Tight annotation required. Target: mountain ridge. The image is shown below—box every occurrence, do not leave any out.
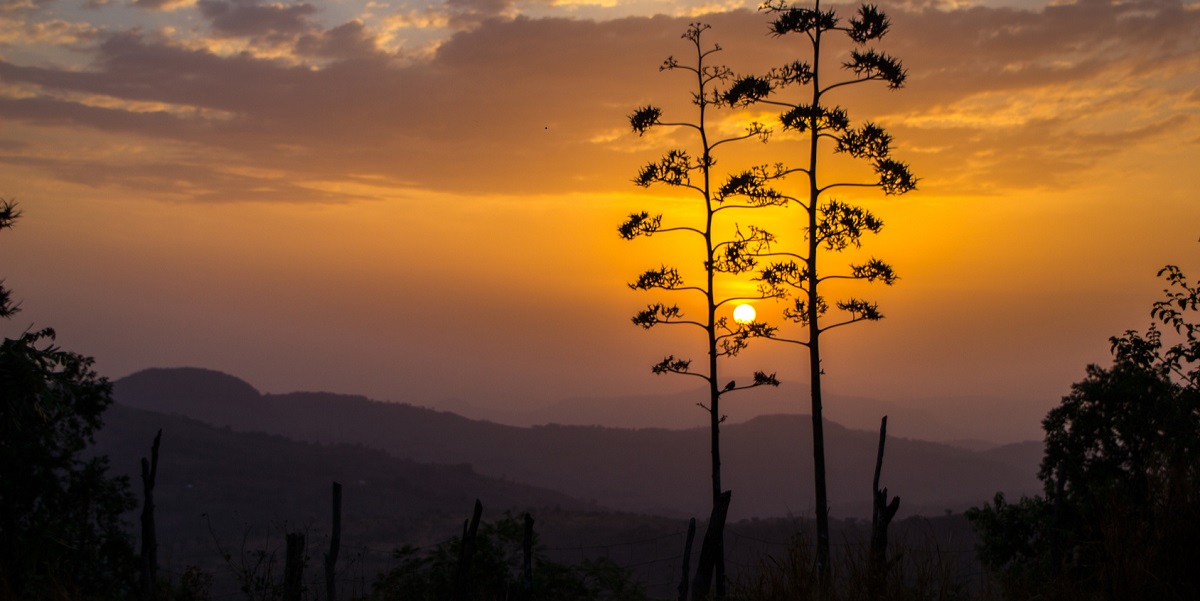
[113,367,1043,519]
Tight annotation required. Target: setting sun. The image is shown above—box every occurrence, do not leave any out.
[733,303,756,324]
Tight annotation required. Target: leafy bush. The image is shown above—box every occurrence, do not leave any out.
[970,265,1200,601]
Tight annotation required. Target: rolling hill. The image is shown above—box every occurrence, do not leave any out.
[113,367,1043,520]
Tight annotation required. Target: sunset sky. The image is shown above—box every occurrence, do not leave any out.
[2,0,1197,443]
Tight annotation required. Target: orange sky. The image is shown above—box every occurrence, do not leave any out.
[1,0,1197,443]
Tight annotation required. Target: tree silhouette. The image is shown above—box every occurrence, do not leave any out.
[970,265,1200,601]
[622,23,782,598]
[0,200,137,599]
[722,1,916,588]
[0,199,19,319]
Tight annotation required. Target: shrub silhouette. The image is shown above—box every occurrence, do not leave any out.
[970,265,1200,601]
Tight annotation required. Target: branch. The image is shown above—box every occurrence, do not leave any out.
[722,75,773,107]
[715,292,780,308]
[718,371,782,396]
[850,258,898,285]
[710,122,771,149]
[819,257,897,286]
[836,122,892,160]
[711,225,776,274]
[716,165,789,207]
[780,104,849,134]
[783,295,827,326]
[756,250,809,263]
[631,303,705,330]
[617,211,662,240]
[846,4,891,43]
[758,260,809,294]
[764,333,810,347]
[633,149,708,193]
[629,266,702,294]
[651,355,711,382]
[817,181,887,195]
[844,49,907,89]
[764,2,839,37]
[876,158,918,195]
[629,106,662,135]
[818,298,884,333]
[815,200,884,251]
[715,319,778,357]
[820,76,882,96]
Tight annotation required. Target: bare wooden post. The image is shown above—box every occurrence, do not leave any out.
[522,512,535,600]
[677,517,696,601]
[283,532,306,601]
[691,490,731,601]
[869,416,900,601]
[139,429,162,601]
[324,481,342,601]
[453,499,483,601]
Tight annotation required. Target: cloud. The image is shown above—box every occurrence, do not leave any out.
[295,20,380,60]
[0,0,54,16]
[0,16,100,47]
[197,0,318,37]
[445,0,518,27]
[130,0,195,11]
[0,0,1196,203]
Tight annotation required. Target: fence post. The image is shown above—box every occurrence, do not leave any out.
[283,532,306,601]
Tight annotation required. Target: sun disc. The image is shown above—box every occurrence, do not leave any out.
[733,303,756,324]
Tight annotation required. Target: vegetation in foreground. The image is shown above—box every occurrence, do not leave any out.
[968,265,1200,601]
[1,199,137,600]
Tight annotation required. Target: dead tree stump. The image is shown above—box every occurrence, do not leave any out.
[139,429,162,601]
[869,416,900,600]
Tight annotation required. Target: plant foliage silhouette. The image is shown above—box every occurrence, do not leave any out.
[720,1,916,587]
[622,23,783,598]
[0,199,19,319]
[371,513,647,601]
[969,265,1200,601]
[0,199,137,599]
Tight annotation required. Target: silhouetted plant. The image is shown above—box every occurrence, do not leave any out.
[734,525,974,601]
[371,513,647,601]
[622,23,784,597]
[207,519,309,601]
[173,566,215,601]
[0,198,20,318]
[0,200,138,600]
[970,265,1200,601]
[722,1,916,587]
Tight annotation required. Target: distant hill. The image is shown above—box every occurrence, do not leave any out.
[439,385,949,438]
[439,382,1051,446]
[114,367,1043,519]
[92,400,987,598]
[94,403,593,545]
[92,403,705,597]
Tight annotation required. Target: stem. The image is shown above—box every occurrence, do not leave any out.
[696,38,729,599]
[807,1,832,593]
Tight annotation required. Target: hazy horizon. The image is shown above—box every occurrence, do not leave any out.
[2,0,1198,445]
[115,364,1055,445]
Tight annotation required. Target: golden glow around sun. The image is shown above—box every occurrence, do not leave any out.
[733,303,756,324]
